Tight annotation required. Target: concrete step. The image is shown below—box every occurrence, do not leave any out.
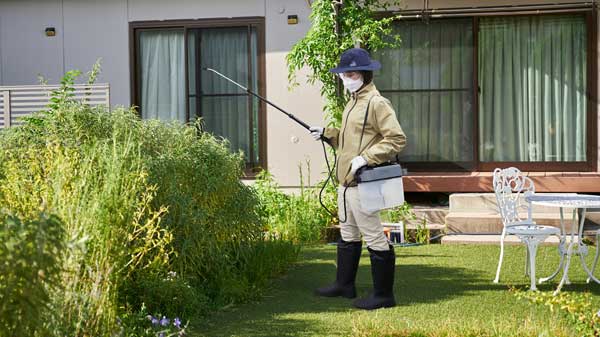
[441,234,565,245]
[445,211,578,234]
[585,211,600,226]
[412,206,449,225]
[449,193,577,214]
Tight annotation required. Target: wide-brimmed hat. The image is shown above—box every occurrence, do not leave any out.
[329,48,381,73]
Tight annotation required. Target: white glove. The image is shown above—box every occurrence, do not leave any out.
[309,126,324,141]
[350,156,368,176]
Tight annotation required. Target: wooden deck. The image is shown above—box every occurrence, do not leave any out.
[404,172,600,193]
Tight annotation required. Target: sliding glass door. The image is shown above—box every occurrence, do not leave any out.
[478,14,587,163]
[375,13,592,171]
[374,18,475,169]
[188,27,260,165]
[134,19,264,168]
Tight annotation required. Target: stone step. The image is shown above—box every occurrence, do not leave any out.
[441,234,565,245]
[412,206,449,225]
[382,222,445,231]
[445,211,578,234]
[585,211,600,226]
[449,193,577,214]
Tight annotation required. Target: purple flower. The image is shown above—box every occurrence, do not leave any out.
[173,317,181,328]
[151,316,159,325]
[160,316,169,326]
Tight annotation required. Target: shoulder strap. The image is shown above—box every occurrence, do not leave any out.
[357,95,377,155]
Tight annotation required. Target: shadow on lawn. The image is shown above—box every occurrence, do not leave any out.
[195,245,502,337]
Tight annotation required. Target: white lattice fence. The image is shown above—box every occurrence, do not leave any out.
[0,84,110,128]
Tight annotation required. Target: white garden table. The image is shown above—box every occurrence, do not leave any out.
[526,194,600,295]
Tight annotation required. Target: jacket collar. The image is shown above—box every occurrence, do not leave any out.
[351,82,377,100]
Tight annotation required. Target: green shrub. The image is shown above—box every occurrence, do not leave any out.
[0,100,298,334]
[254,165,335,243]
[0,213,65,337]
[124,271,208,319]
[0,106,173,336]
[0,64,300,335]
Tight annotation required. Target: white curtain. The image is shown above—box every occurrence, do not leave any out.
[139,30,186,122]
[479,14,587,162]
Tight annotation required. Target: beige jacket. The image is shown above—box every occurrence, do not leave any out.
[324,82,406,186]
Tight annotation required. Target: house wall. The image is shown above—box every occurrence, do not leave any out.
[0,0,597,189]
[0,0,64,87]
[0,0,327,188]
[0,0,129,106]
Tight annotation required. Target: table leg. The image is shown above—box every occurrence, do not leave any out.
[554,240,574,295]
[576,208,600,284]
[587,233,600,284]
[565,209,578,286]
[553,208,576,295]
[540,208,567,284]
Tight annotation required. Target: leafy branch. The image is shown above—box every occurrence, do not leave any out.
[287,0,402,127]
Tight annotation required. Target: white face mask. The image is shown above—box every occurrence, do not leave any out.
[339,73,363,93]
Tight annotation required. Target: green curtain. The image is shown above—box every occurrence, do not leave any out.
[479,14,587,162]
[188,27,259,164]
[374,18,474,163]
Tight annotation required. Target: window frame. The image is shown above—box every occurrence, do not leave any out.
[378,10,597,172]
[129,17,267,174]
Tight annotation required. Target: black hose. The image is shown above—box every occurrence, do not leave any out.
[318,138,349,223]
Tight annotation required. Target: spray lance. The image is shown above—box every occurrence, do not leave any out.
[203,68,312,132]
[202,67,339,218]
[203,68,405,223]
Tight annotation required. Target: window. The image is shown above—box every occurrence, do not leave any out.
[375,12,595,171]
[137,29,186,122]
[479,15,587,163]
[374,19,474,169]
[132,18,265,170]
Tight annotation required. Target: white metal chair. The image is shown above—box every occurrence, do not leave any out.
[492,167,561,290]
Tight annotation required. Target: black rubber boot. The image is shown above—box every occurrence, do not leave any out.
[315,240,362,299]
[353,245,396,310]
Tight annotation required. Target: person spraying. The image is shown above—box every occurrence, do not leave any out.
[310,48,406,310]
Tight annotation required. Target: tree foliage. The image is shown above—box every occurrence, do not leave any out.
[287,0,402,126]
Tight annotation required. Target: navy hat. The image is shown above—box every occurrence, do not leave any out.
[329,48,381,73]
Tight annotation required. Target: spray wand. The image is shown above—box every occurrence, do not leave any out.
[203,67,338,220]
[202,67,311,131]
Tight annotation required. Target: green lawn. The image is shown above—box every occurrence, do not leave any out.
[195,243,600,336]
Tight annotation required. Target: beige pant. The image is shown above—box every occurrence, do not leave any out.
[338,186,390,251]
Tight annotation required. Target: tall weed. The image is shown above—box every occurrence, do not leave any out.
[0,213,65,337]
[0,100,297,334]
[254,163,335,243]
